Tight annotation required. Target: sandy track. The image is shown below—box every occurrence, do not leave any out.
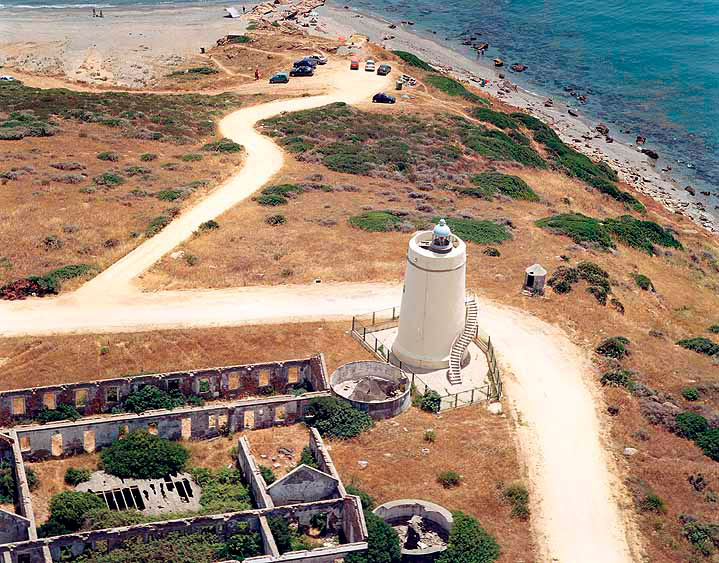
[0,61,637,562]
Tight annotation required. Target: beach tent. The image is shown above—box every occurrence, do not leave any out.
[224,7,241,18]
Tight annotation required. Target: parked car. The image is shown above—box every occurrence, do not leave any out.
[0,76,14,82]
[290,66,314,77]
[293,58,317,69]
[372,92,396,104]
[269,72,289,84]
[309,53,328,65]
[365,59,376,72]
[350,60,360,70]
[377,64,392,76]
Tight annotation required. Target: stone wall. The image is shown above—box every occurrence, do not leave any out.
[0,356,326,426]
[0,510,30,547]
[237,436,274,509]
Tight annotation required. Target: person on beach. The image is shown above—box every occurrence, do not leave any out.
[254,66,259,80]
[92,8,96,17]
[242,5,245,13]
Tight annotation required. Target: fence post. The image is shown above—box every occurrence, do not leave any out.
[352,316,355,332]
[372,311,376,325]
[374,338,377,353]
[363,327,366,340]
[454,394,458,408]
[471,389,475,404]
[392,307,396,320]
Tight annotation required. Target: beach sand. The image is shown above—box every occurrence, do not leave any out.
[0,0,717,233]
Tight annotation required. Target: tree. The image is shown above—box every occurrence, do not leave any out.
[217,523,263,560]
[100,430,189,479]
[436,511,500,563]
[305,397,372,439]
[46,491,105,533]
[346,511,401,563]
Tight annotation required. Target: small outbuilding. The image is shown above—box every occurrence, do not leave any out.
[523,263,547,295]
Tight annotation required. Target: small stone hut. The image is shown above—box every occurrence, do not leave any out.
[523,263,547,295]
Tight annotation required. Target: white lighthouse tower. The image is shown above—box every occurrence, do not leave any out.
[391,219,468,370]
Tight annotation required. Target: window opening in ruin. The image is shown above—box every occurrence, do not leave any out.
[167,379,181,391]
[11,397,25,415]
[199,378,210,393]
[75,388,88,407]
[258,370,270,387]
[228,373,240,390]
[288,367,299,384]
[43,392,56,410]
[208,414,217,430]
[19,436,31,452]
[18,554,31,563]
[148,423,158,435]
[105,386,119,403]
[275,406,286,421]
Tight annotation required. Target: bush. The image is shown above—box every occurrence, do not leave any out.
[259,465,276,485]
[708,324,719,334]
[346,510,401,563]
[391,50,436,71]
[146,215,170,237]
[425,75,483,103]
[675,412,709,440]
[202,138,243,153]
[217,523,263,560]
[181,153,202,162]
[101,430,189,479]
[682,520,718,556]
[81,507,151,531]
[503,483,530,520]
[472,108,518,129]
[436,511,500,563]
[305,397,373,439]
[677,337,719,356]
[349,211,402,232]
[483,247,501,257]
[36,403,81,423]
[639,493,666,513]
[199,219,219,231]
[97,151,119,162]
[420,390,441,413]
[632,273,654,291]
[122,385,188,413]
[0,461,18,503]
[46,491,105,533]
[536,213,614,249]
[424,429,436,442]
[190,467,251,513]
[93,172,124,186]
[266,214,286,226]
[600,369,636,391]
[437,470,461,488]
[463,172,538,201]
[65,468,92,486]
[604,216,682,255]
[156,190,184,201]
[461,126,545,167]
[299,445,319,469]
[345,484,375,511]
[595,336,630,359]
[267,516,308,554]
[696,429,719,462]
[439,217,511,245]
[140,153,157,161]
[682,387,700,401]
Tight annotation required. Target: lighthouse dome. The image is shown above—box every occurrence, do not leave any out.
[433,219,451,238]
[429,219,452,253]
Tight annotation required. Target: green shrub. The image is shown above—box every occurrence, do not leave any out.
[140,153,157,162]
[257,194,287,206]
[536,213,614,249]
[438,217,511,245]
[349,211,402,232]
[0,460,31,503]
[146,215,170,237]
[639,493,666,514]
[64,468,92,486]
[682,520,718,556]
[600,369,636,391]
[425,75,483,103]
[266,214,286,226]
[202,138,243,153]
[437,470,461,488]
[696,429,719,462]
[97,151,119,162]
[267,516,309,554]
[708,324,719,334]
[181,153,202,162]
[604,216,682,255]
[81,507,152,531]
[420,390,441,413]
[122,385,188,414]
[472,108,518,129]
[190,467,251,513]
[424,429,436,443]
[483,247,501,257]
[465,172,538,201]
[259,465,276,485]
[391,50,436,71]
[156,190,184,201]
[101,430,189,479]
[257,184,304,206]
[36,403,82,423]
[461,126,546,167]
[677,337,719,356]
[682,387,700,401]
[675,412,709,440]
[437,511,500,563]
[305,397,373,439]
[347,510,402,563]
[503,483,530,520]
[227,35,251,44]
[46,491,105,533]
[217,523,263,560]
[299,445,319,469]
[596,336,630,359]
[632,273,654,291]
[93,172,124,186]
[345,484,375,511]
[199,219,219,231]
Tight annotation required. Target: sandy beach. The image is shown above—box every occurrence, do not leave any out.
[0,0,717,233]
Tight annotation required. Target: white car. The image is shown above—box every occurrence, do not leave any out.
[310,53,328,65]
[0,76,14,81]
[365,59,376,72]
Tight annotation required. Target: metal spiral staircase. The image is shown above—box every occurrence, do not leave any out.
[447,294,478,385]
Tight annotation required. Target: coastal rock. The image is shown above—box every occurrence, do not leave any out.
[568,108,579,117]
[623,447,638,457]
[636,135,647,145]
[641,148,659,160]
[596,123,609,135]
[685,186,696,196]
[510,63,528,72]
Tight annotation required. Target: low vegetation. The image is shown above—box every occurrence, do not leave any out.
[419,390,441,413]
[503,483,530,520]
[1,264,94,300]
[39,491,105,536]
[349,211,403,232]
[190,467,251,513]
[100,429,189,479]
[595,336,631,359]
[437,470,462,489]
[436,511,500,563]
[202,138,243,153]
[676,337,719,356]
[440,217,511,245]
[600,369,637,391]
[121,384,203,414]
[632,273,655,291]
[0,460,38,503]
[305,397,373,439]
[259,465,276,485]
[391,50,436,72]
[64,467,92,486]
[547,261,616,306]
[299,445,319,469]
[461,172,539,201]
[536,213,682,255]
[268,515,312,554]
[425,75,489,105]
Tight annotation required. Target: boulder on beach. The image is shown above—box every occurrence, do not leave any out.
[510,63,528,72]
[636,135,646,145]
[568,108,579,117]
[685,186,696,196]
[596,124,609,135]
[641,148,659,160]
[493,58,503,67]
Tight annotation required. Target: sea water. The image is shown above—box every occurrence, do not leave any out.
[341,0,719,197]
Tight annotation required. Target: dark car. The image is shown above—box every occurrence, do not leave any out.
[269,72,290,84]
[290,66,314,77]
[372,92,396,104]
[377,64,392,76]
[293,58,317,69]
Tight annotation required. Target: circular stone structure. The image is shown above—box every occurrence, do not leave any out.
[330,361,411,420]
[373,499,453,561]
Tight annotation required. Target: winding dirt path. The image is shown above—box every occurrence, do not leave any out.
[0,61,638,562]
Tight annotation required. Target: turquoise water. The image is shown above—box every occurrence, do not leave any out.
[341,0,719,195]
